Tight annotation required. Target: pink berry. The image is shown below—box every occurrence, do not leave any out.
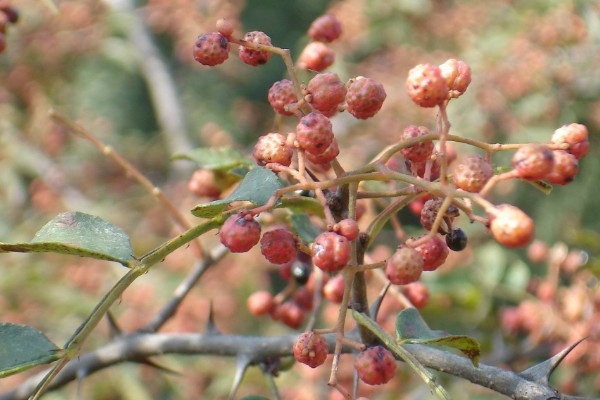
[399,125,434,163]
[453,155,494,193]
[238,31,272,66]
[550,123,589,159]
[546,150,578,185]
[512,143,554,180]
[354,346,397,385]
[402,282,430,309]
[306,72,347,114]
[308,14,342,43]
[305,137,340,165]
[188,169,221,198]
[247,291,275,316]
[253,132,293,167]
[296,112,334,155]
[439,58,471,98]
[193,32,230,66]
[311,232,350,273]
[489,204,534,248]
[216,18,234,38]
[323,273,345,303]
[407,234,449,271]
[345,76,387,119]
[219,213,261,253]
[260,229,297,264]
[268,79,298,116]
[406,63,449,108]
[293,331,329,368]
[298,41,335,72]
[335,219,360,241]
[272,300,305,329]
[386,246,424,285]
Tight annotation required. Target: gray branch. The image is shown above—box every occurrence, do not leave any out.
[0,331,595,400]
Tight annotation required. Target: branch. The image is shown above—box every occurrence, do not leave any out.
[0,331,594,400]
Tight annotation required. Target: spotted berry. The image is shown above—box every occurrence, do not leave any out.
[268,79,298,116]
[311,232,350,273]
[439,58,471,98]
[354,346,397,385]
[386,246,424,285]
[345,76,387,119]
[253,132,293,166]
[512,143,554,180]
[453,155,493,193]
[298,41,335,72]
[489,204,534,248]
[550,123,589,160]
[193,32,230,66]
[219,213,261,253]
[406,63,449,108]
[407,234,449,271]
[238,31,272,66]
[305,137,340,165]
[306,72,346,115]
[308,14,342,43]
[260,229,297,264]
[546,150,578,185]
[420,197,459,233]
[293,331,329,368]
[296,112,334,155]
[400,125,435,163]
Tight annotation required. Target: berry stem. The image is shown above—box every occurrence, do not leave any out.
[437,102,451,186]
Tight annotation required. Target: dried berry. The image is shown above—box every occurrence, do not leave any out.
[193,32,230,66]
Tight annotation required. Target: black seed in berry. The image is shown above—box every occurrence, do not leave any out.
[446,228,468,251]
[291,261,311,285]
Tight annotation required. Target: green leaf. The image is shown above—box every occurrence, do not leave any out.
[290,212,322,242]
[191,167,285,218]
[396,308,481,367]
[173,146,252,171]
[526,179,553,195]
[0,211,135,267]
[0,323,63,378]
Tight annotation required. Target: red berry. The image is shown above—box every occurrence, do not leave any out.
[354,346,397,385]
[335,219,360,241]
[293,286,314,311]
[489,204,534,248]
[298,41,335,72]
[407,234,449,271]
[419,197,459,233]
[238,31,272,66]
[216,18,234,38]
[550,123,589,160]
[323,273,345,303]
[512,143,554,180]
[345,76,387,119]
[268,79,298,116]
[219,213,261,253]
[399,125,434,163]
[402,282,430,309]
[546,150,578,185]
[253,132,293,166]
[453,155,493,193]
[0,2,18,24]
[305,137,340,165]
[306,72,347,114]
[293,331,329,368]
[272,300,305,329]
[247,291,275,316]
[296,112,334,155]
[406,63,449,108]
[308,14,342,43]
[410,159,441,181]
[311,232,350,273]
[187,169,221,198]
[193,32,230,66]
[439,59,471,98]
[386,246,424,285]
[260,228,297,264]
[408,193,434,216]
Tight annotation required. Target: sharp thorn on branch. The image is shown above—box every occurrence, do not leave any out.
[205,301,221,335]
[105,311,123,338]
[519,337,587,385]
[369,281,391,320]
[228,354,252,400]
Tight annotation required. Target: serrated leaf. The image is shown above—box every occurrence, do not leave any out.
[191,167,285,218]
[0,323,63,378]
[290,212,322,242]
[173,147,252,171]
[0,211,135,267]
[396,308,481,367]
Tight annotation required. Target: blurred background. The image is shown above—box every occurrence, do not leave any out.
[0,0,598,399]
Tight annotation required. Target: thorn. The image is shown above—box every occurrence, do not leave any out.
[205,301,221,335]
[105,311,122,338]
[519,337,587,384]
[228,354,252,400]
[369,281,391,320]
[135,357,181,375]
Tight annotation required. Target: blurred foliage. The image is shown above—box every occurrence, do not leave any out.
[0,0,599,399]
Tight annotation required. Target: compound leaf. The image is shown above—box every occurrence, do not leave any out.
[0,323,63,378]
[0,211,135,267]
